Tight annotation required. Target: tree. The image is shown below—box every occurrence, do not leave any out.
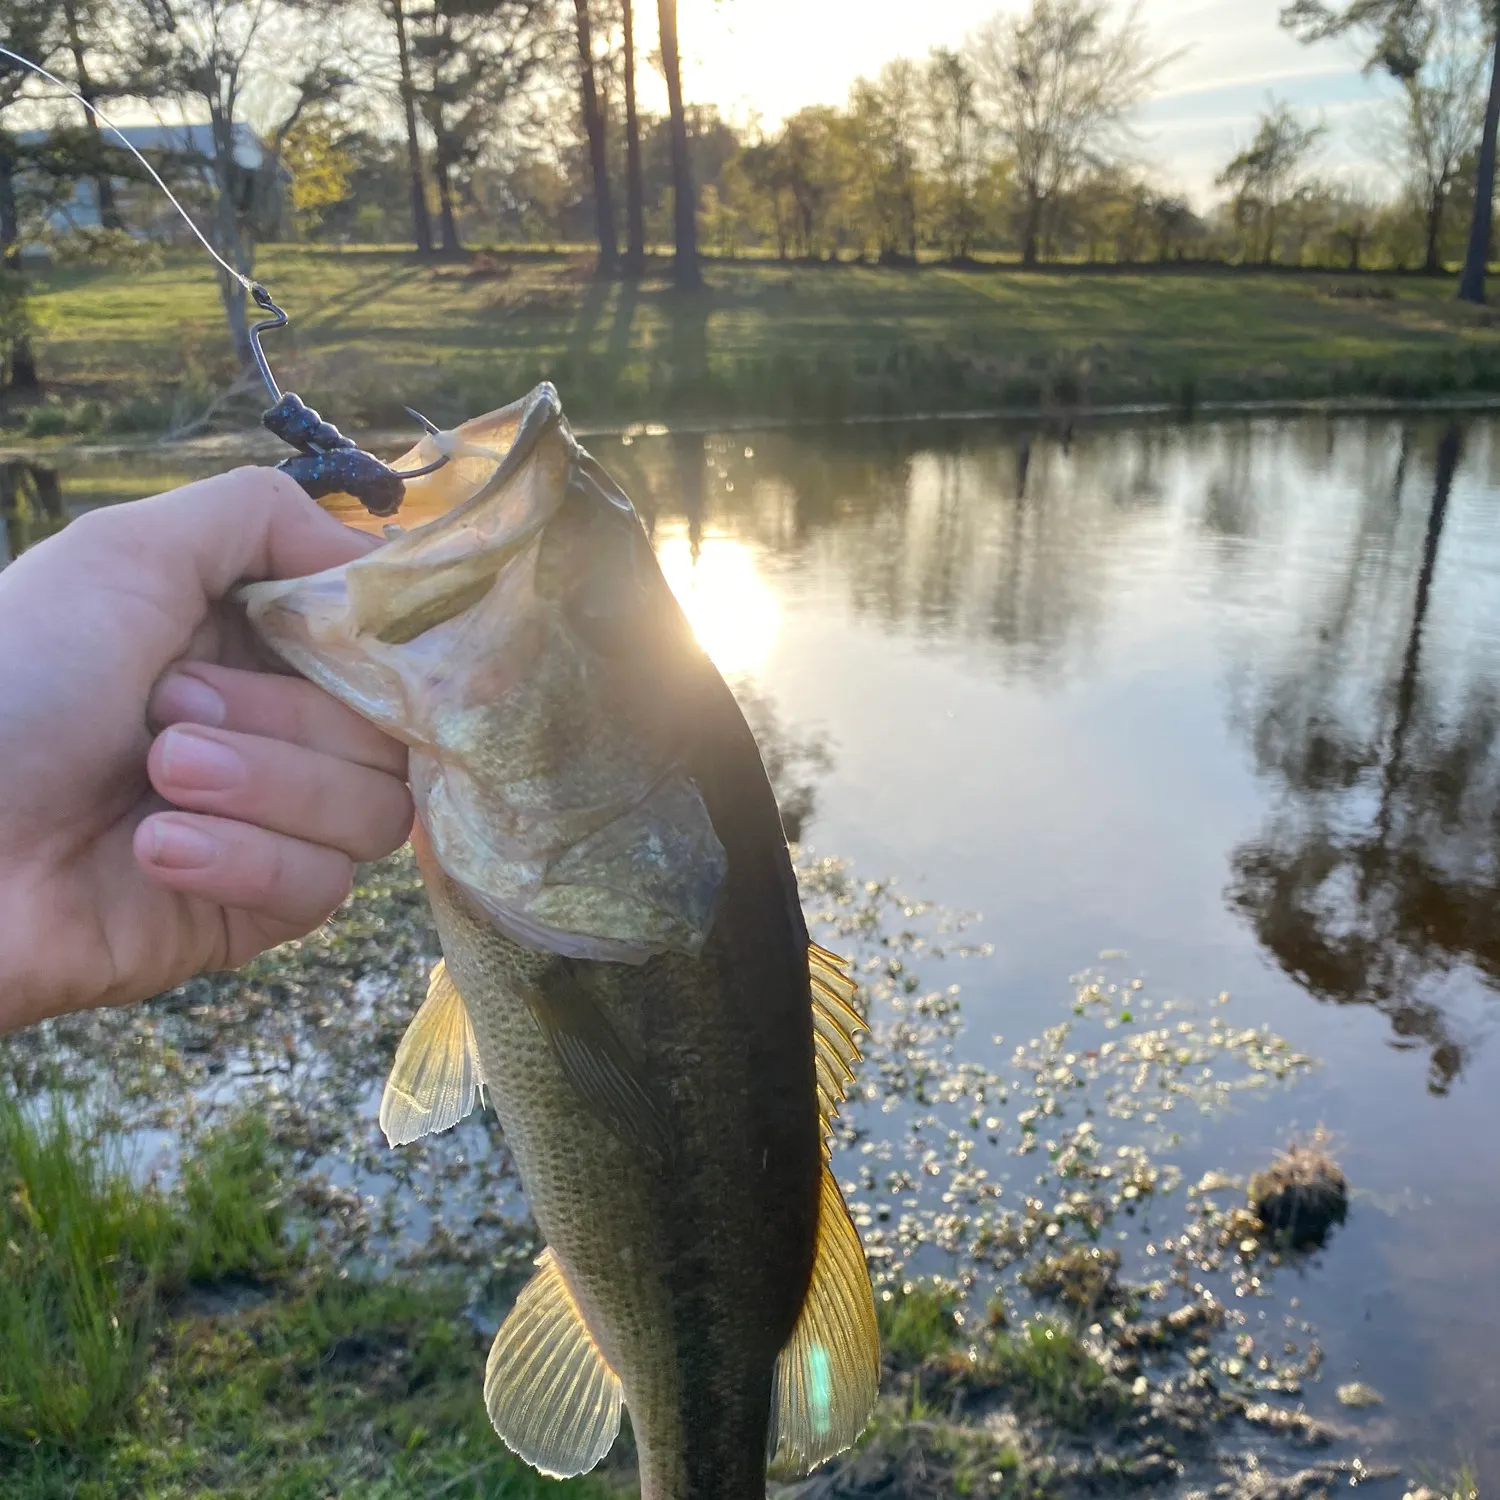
[0,1,64,392]
[656,0,700,288]
[846,62,922,260]
[572,0,617,270]
[1216,99,1324,263]
[383,0,434,254]
[967,0,1167,266]
[1282,0,1500,301]
[57,0,125,231]
[925,47,981,258]
[131,0,353,365]
[1393,0,1488,271]
[621,0,645,271]
[408,0,557,256]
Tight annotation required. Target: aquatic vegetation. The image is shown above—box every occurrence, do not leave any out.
[1250,1135,1349,1249]
[978,1318,1126,1432]
[0,846,1408,1496]
[876,1280,963,1365]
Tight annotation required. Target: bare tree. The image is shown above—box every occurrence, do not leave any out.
[925,47,981,259]
[967,0,1167,266]
[656,0,700,288]
[1392,0,1487,271]
[382,0,434,254]
[621,0,644,271]
[1282,0,1500,301]
[572,0,616,271]
[407,0,557,256]
[1216,99,1325,263]
[131,0,354,364]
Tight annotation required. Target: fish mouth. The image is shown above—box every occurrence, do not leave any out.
[240,382,729,964]
[239,383,572,729]
[309,382,566,538]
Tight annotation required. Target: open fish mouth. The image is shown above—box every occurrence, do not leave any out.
[240,382,728,964]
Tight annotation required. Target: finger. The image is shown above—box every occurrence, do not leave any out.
[62,465,382,612]
[150,663,408,777]
[133,812,354,934]
[148,725,413,864]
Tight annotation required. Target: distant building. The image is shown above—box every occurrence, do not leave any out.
[18,121,277,242]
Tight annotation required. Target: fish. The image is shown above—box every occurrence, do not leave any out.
[239,383,880,1500]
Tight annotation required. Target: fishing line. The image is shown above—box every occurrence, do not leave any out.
[0,43,254,293]
[0,43,452,511]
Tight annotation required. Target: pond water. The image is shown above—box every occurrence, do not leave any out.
[7,411,1500,1487]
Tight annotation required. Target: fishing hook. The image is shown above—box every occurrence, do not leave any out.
[248,284,450,518]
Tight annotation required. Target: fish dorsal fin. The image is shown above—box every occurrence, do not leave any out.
[768,1165,881,1476]
[485,1248,623,1478]
[379,960,484,1147]
[808,944,865,1156]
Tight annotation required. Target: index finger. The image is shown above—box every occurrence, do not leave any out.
[77,466,381,606]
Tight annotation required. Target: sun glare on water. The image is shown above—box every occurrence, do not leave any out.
[654,529,779,677]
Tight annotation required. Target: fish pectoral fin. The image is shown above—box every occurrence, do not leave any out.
[379,959,484,1147]
[526,965,670,1157]
[768,1166,881,1477]
[485,1247,623,1478]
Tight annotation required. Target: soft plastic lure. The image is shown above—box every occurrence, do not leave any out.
[0,44,445,517]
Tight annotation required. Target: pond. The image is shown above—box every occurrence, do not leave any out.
[5,410,1498,1489]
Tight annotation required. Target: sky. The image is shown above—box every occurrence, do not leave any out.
[642,0,1403,206]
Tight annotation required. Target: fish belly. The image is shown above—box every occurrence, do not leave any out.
[426,866,818,1500]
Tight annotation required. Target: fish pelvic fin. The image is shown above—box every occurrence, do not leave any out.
[485,1247,623,1478]
[527,960,671,1158]
[768,1164,881,1476]
[379,959,484,1147]
[809,944,866,1160]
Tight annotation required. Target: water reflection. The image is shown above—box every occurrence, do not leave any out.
[17,417,1500,1091]
[1226,424,1500,1092]
[0,459,66,564]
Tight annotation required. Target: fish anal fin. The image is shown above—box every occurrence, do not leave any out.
[379,959,484,1147]
[527,963,670,1157]
[769,1166,881,1475]
[485,1248,623,1478]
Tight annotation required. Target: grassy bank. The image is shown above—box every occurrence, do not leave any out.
[0,1088,601,1500]
[13,246,1500,440]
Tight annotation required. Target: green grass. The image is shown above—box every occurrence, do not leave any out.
[0,1091,292,1450]
[0,1088,607,1498]
[981,1319,1125,1432]
[15,245,1500,438]
[877,1281,964,1365]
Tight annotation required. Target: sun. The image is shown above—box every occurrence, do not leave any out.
[654,528,779,677]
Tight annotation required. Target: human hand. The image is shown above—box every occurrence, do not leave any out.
[0,468,414,1032]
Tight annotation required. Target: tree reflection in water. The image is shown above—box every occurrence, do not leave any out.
[1225,423,1500,1094]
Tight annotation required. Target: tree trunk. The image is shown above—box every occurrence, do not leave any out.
[390,0,433,256]
[656,0,701,289]
[1021,194,1041,266]
[209,109,254,368]
[1424,191,1444,274]
[622,0,645,274]
[435,157,462,255]
[1459,19,1500,302]
[61,0,123,232]
[573,0,617,272]
[0,142,37,393]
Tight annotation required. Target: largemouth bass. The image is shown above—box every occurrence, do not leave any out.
[240,385,879,1500]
